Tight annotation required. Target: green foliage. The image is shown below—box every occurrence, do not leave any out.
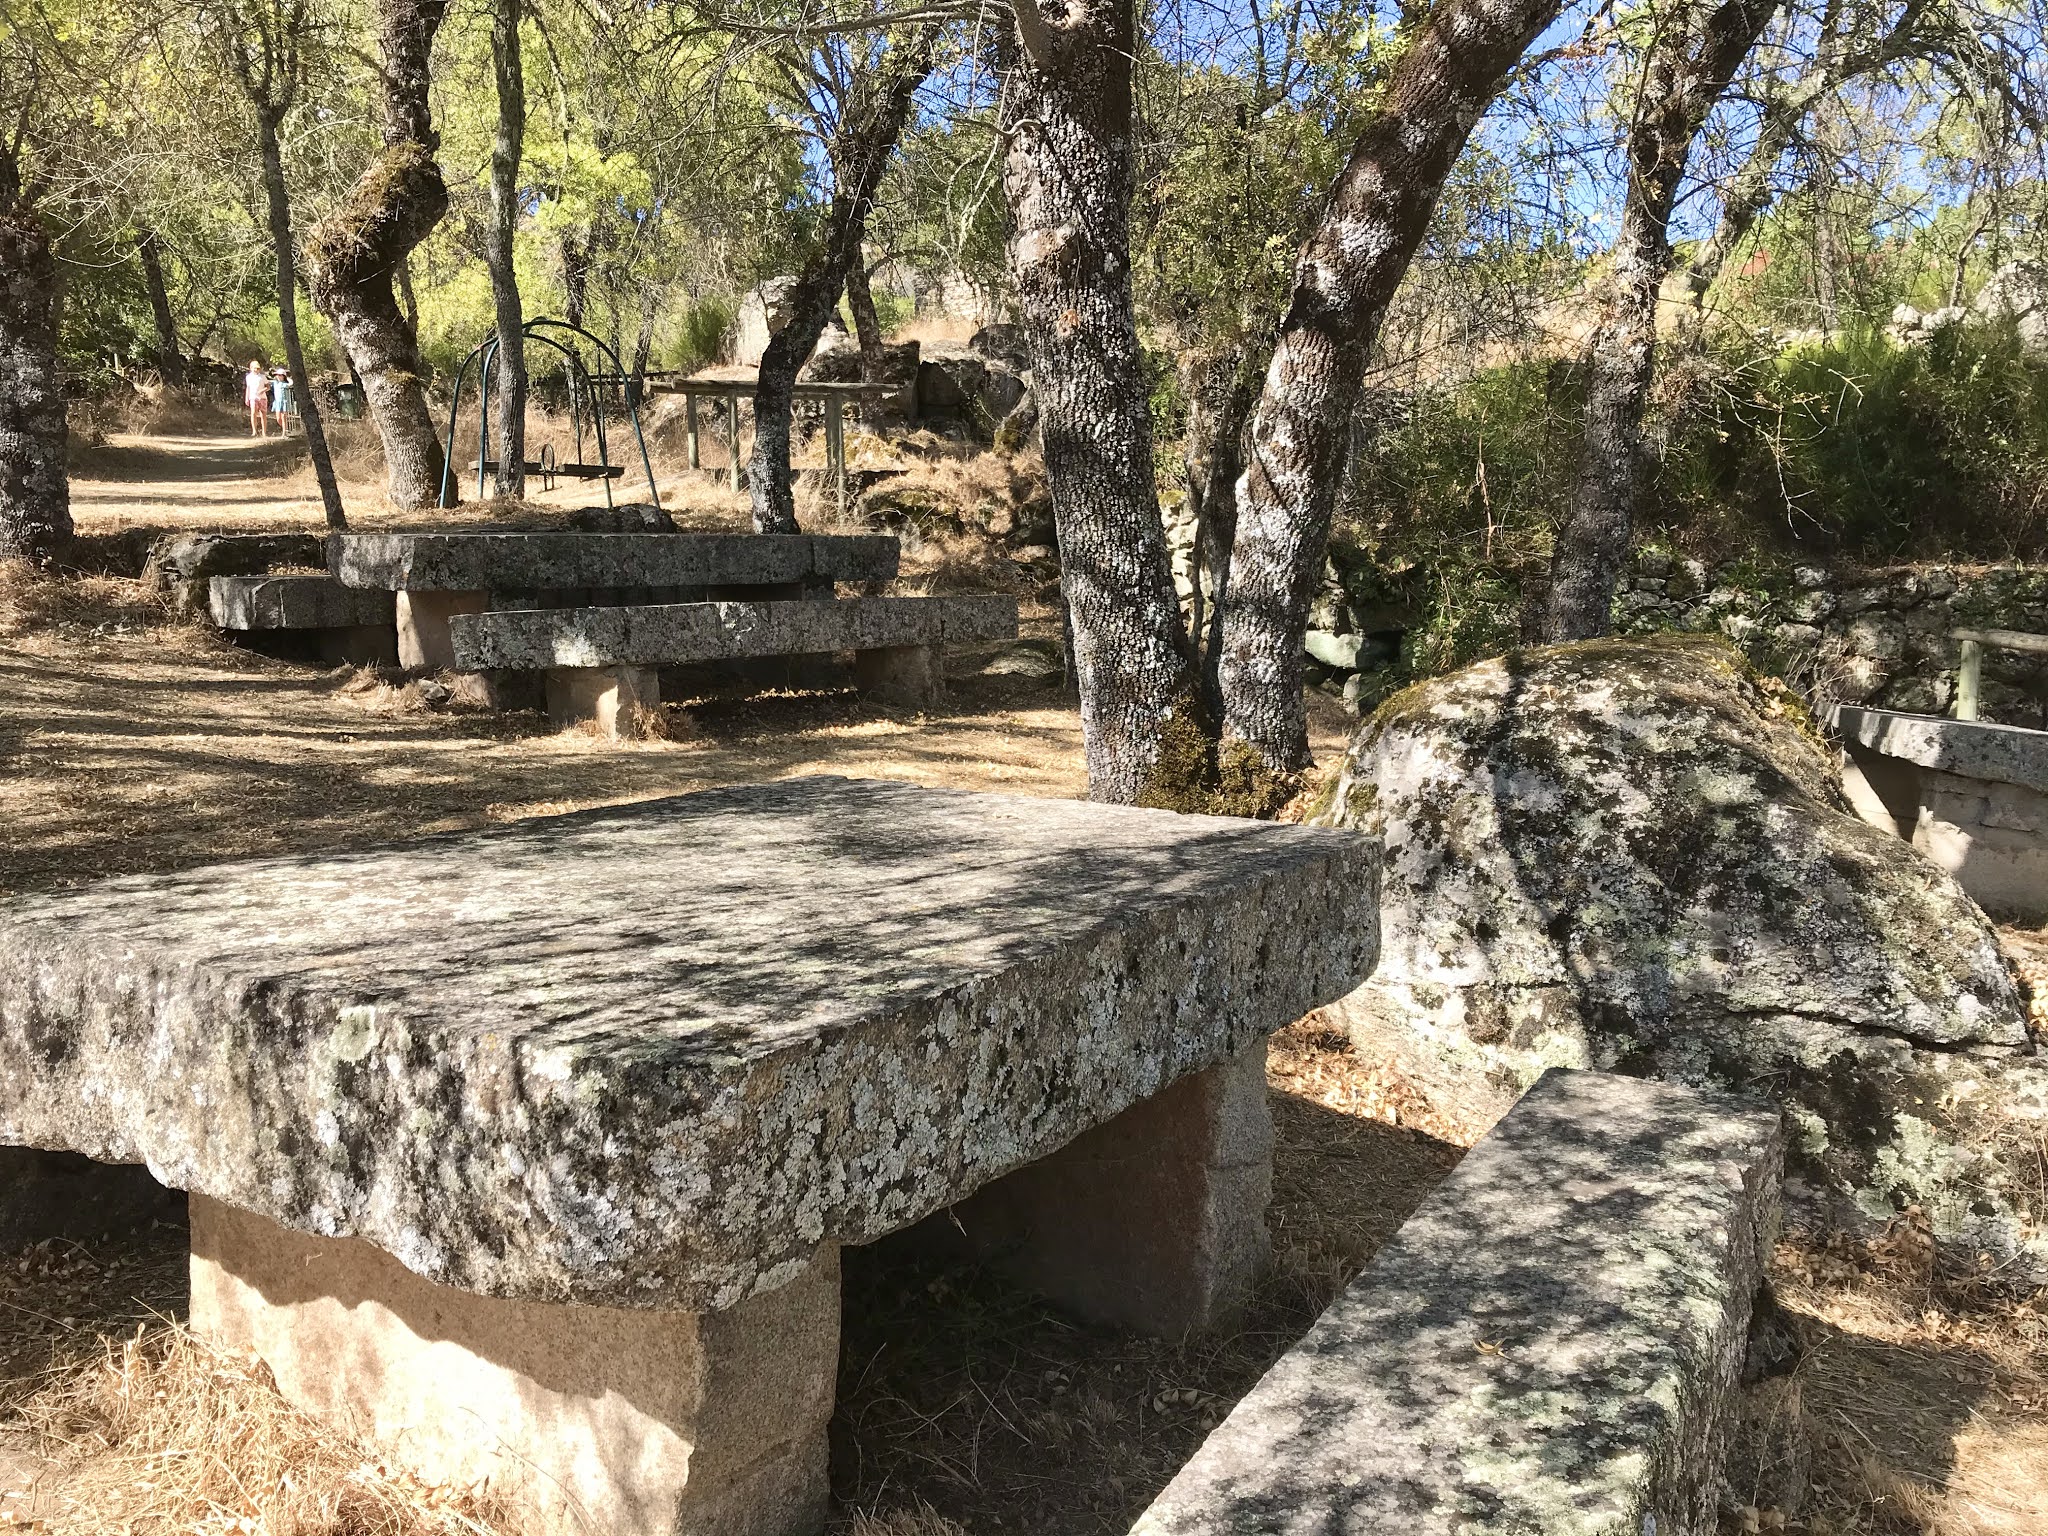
[657,296,737,373]
[1133,15,1388,351]
[1660,319,2048,558]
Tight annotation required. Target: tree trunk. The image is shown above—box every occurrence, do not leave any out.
[846,256,884,365]
[560,232,589,329]
[1003,0,1198,805]
[1182,342,1262,715]
[844,258,888,428]
[1543,0,1783,641]
[136,231,186,386]
[257,107,347,531]
[397,254,419,333]
[1214,0,1565,796]
[0,174,72,563]
[748,26,937,535]
[305,0,452,511]
[487,0,526,499]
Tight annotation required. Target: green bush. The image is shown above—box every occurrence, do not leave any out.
[1659,319,2048,559]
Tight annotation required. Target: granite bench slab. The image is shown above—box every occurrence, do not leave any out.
[1132,1070,1784,1536]
[1831,704,2048,794]
[450,595,1018,672]
[209,573,399,631]
[331,532,900,592]
[0,778,1378,1313]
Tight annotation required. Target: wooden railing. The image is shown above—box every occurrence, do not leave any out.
[1951,627,2048,720]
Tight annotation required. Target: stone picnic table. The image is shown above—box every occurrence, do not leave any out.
[0,778,1379,1536]
[312,530,1014,729]
[328,529,901,670]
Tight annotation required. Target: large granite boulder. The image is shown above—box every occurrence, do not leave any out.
[917,344,1026,433]
[1315,634,2046,1268]
[148,531,329,615]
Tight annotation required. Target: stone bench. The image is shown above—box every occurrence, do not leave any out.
[0,778,1379,1536]
[207,574,399,666]
[451,595,1019,733]
[1132,1070,1785,1536]
[329,530,904,688]
[1831,702,2048,921]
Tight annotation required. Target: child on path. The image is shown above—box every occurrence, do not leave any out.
[244,361,270,437]
[269,369,293,436]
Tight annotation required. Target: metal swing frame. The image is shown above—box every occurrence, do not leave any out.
[439,318,661,511]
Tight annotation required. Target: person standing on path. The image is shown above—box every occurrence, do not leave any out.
[245,361,271,437]
[269,368,293,436]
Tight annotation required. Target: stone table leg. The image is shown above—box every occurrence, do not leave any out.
[947,1039,1273,1336]
[395,589,487,672]
[855,644,940,708]
[547,665,665,740]
[189,1196,839,1536]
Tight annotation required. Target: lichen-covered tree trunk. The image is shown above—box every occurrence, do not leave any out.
[1544,0,1783,641]
[1003,0,1199,806]
[1212,0,1565,799]
[845,258,894,430]
[0,182,71,562]
[137,231,186,386]
[487,0,526,500]
[305,0,452,511]
[748,27,937,535]
[1183,341,1263,715]
[257,108,347,531]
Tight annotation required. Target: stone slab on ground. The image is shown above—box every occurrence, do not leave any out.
[150,532,329,615]
[0,778,1378,1312]
[1831,704,2048,923]
[1832,704,2048,794]
[331,531,900,592]
[208,574,398,631]
[450,595,1018,671]
[1132,1070,1785,1536]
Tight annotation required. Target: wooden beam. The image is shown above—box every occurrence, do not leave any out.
[1951,627,2048,657]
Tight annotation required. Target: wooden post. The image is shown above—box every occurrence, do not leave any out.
[727,393,742,494]
[1955,637,1983,721]
[827,397,846,519]
[685,393,700,471]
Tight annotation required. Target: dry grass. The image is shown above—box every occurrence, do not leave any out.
[14,1325,511,1536]
[0,561,169,639]
[1776,1223,2048,1536]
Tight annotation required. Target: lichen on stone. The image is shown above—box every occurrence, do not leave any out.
[1315,633,2045,1272]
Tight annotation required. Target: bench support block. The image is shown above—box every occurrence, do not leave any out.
[189,1195,838,1536]
[855,643,940,708]
[396,588,487,671]
[547,665,665,739]
[946,1040,1271,1335]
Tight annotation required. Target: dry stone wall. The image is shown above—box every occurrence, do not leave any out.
[1614,557,2048,727]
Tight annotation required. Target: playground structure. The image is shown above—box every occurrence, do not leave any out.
[441,318,661,509]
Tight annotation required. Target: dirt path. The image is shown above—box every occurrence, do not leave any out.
[0,619,1108,896]
[68,433,334,531]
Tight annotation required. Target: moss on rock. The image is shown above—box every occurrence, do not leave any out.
[1316,633,2047,1271]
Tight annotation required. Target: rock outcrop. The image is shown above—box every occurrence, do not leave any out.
[1315,634,2046,1268]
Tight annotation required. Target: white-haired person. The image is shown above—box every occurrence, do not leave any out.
[244,360,271,438]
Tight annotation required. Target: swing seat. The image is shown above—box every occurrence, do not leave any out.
[471,459,555,475]
[557,463,626,480]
